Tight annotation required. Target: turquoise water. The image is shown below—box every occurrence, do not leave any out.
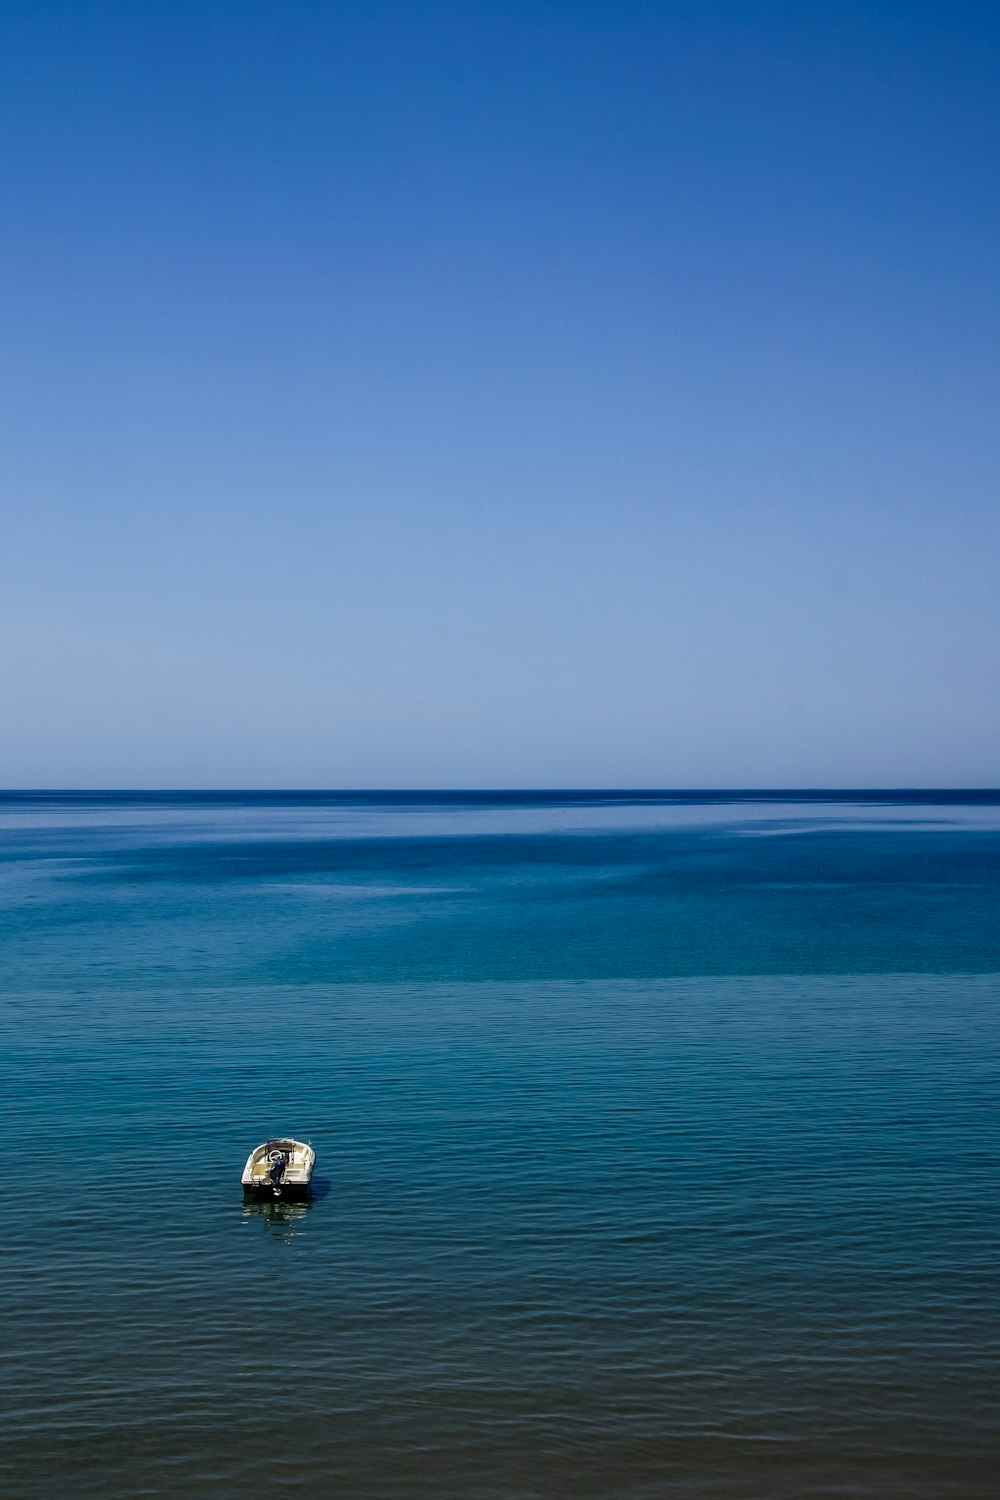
[2,792,999,1497]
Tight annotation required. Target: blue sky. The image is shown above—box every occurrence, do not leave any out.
[2,1,998,787]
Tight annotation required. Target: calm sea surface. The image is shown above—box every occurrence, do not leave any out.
[2,791,999,1498]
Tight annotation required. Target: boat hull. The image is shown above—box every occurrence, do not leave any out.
[242,1181,313,1201]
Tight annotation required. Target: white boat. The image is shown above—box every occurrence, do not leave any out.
[241,1137,316,1197]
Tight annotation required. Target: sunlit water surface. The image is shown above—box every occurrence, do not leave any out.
[2,792,998,1498]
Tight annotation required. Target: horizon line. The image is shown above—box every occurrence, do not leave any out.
[3,787,1000,799]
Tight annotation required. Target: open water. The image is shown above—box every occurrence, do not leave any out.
[1,791,999,1498]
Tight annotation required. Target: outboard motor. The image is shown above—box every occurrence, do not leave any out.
[267,1150,287,1193]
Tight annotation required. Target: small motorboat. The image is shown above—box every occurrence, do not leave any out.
[241,1137,315,1198]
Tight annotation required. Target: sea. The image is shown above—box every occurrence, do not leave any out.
[1,790,999,1499]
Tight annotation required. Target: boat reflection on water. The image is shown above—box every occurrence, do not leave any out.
[240,1177,328,1240]
[242,1195,313,1239]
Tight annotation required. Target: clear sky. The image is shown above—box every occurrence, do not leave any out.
[2,0,998,788]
